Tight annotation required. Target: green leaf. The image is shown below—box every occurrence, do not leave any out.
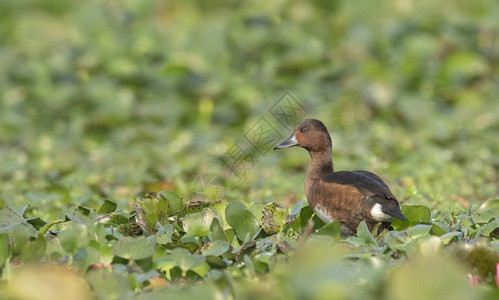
[316,221,341,242]
[392,205,431,230]
[387,253,475,300]
[21,235,47,263]
[86,268,132,300]
[477,198,499,212]
[202,240,230,257]
[133,193,170,235]
[249,204,266,226]
[479,219,499,237]
[0,207,36,237]
[159,190,185,216]
[77,205,93,216]
[385,231,411,251]
[289,205,315,232]
[471,199,498,224]
[289,200,307,217]
[430,222,450,236]
[97,199,118,214]
[209,218,227,241]
[170,247,205,275]
[97,212,131,225]
[11,205,29,217]
[26,217,47,230]
[404,224,432,238]
[183,208,221,237]
[113,236,156,260]
[59,223,90,254]
[64,207,93,225]
[261,202,289,234]
[225,201,259,241]
[356,221,378,246]
[439,232,463,244]
[405,235,442,258]
[11,226,31,255]
[0,233,9,267]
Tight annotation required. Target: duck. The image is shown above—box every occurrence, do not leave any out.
[273,119,406,235]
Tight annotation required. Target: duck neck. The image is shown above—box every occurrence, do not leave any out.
[305,149,334,198]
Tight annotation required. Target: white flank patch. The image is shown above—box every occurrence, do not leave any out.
[370,203,394,222]
[314,205,333,223]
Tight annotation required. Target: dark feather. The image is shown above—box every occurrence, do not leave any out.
[322,171,396,200]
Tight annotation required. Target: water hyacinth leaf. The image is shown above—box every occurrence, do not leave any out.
[249,204,266,226]
[26,217,47,230]
[405,235,442,258]
[358,221,377,245]
[289,205,315,232]
[133,193,170,236]
[159,190,185,216]
[471,210,496,224]
[478,219,498,237]
[387,253,475,300]
[11,205,29,217]
[477,198,499,212]
[225,201,259,241]
[156,232,173,245]
[10,226,30,256]
[183,208,221,237]
[316,221,341,242]
[21,234,47,263]
[55,228,77,256]
[0,233,9,267]
[289,200,307,218]
[209,218,227,241]
[208,200,229,228]
[64,207,93,225]
[385,230,411,251]
[59,223,90,254]
[471,200,498,223]
[202,240,230,257]
[97,199,118,214]
[77,205,93,216]
[0,207,37,237]
[430,222,450,236]
[108,213,131,225]
[261,202,289,234]
[404,224,432,238]
[86,268,133,300]
[170,247,206,275]
[205,255,227,269]
[192,263,211,277]
[392,205,431,230]
[439,232,463,244]
[73,246,102,271]
[113,236,156,260]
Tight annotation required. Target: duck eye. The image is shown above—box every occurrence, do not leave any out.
[301,127,309,133]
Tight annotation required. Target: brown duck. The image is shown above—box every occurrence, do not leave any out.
[274,119,406,235]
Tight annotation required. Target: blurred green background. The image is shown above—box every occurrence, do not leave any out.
[1,0,498,222]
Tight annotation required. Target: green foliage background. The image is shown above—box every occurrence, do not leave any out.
[0,0,498,299]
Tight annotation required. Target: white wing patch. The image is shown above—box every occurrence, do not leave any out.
[314,205,333,223]
[370,203,394,222]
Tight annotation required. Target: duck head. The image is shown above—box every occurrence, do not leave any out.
[273,119,332,152]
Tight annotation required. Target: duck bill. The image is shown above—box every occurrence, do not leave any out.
[273,133,299,150]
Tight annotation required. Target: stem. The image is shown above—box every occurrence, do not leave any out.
[39,219,66,235]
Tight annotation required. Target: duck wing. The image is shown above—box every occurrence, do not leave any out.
[321,171,405,220]
[352,170,391,191]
